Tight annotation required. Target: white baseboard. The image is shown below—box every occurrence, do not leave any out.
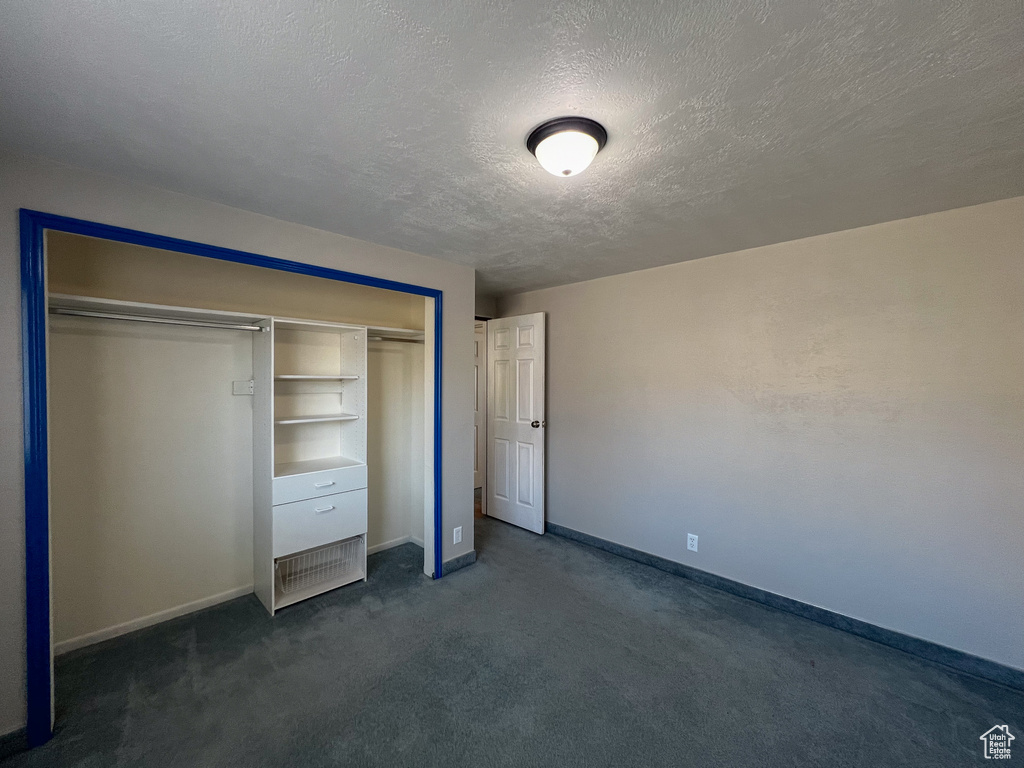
[367,535,411,555]
[54,584,253,656]
[367,535,425,555]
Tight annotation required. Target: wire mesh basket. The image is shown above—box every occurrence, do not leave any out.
[276,536,363,595]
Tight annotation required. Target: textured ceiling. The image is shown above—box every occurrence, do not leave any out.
[1,1,1022,295]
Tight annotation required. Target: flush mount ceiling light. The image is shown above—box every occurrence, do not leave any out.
[526,117,608,177]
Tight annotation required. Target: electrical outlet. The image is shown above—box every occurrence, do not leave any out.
[453,526,463,545]
[687,534,698,552]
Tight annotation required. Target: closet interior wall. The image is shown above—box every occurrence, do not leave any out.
[367,339,425,553]
[46,232,427,651]
[48,314,255,650]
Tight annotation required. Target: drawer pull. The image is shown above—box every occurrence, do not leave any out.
[314,481,335,488]
[314,505,336,514]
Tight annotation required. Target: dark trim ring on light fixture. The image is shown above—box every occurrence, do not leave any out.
[526,117,608,156]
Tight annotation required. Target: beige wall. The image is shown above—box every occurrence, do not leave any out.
[0,151,476,736]
[49,317,256,649]
[367,340,426,551]
[501,196,1024,671]
[48,232,426,330]
[474,291,497,319]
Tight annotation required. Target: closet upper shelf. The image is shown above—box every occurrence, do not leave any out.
[274,375,360,381]
[366,324,425,342]
[48,293,269,327]
[48,296,425,339]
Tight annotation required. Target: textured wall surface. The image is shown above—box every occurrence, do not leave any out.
[0,151,475,737]
[1,1,1022,294]
[501,197,1024,670]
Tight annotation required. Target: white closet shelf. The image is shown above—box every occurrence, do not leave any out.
[274,413,359,425]
[48,293,269,327]
[275,374,360,381]
[274,456,365,477]
[366,324,424,336]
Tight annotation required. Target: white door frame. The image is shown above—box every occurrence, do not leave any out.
[474,321,487,510]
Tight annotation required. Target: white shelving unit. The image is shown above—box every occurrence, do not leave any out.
[254,318,369,614]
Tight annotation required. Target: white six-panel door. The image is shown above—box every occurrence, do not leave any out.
[486,313,545,534]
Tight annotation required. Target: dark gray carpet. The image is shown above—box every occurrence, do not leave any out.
[5,516,1021,767]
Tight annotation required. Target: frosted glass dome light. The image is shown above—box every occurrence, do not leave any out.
[527,117,608,178]
[534,131,599,177]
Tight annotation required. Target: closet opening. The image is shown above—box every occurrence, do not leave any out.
[21,210,443,746]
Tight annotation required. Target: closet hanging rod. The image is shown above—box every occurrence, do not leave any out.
[49,307,268,332]
[367,335,424,344]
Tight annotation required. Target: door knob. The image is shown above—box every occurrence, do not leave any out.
[531,420,546,428]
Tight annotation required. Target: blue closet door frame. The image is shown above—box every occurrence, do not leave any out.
[20,208,445,746]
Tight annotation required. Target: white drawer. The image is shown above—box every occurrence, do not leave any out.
[273,463,367,505]
[273,488,367,558]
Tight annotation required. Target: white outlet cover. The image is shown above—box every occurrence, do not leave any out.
[454,526,463,544]
[687,534,698,552]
